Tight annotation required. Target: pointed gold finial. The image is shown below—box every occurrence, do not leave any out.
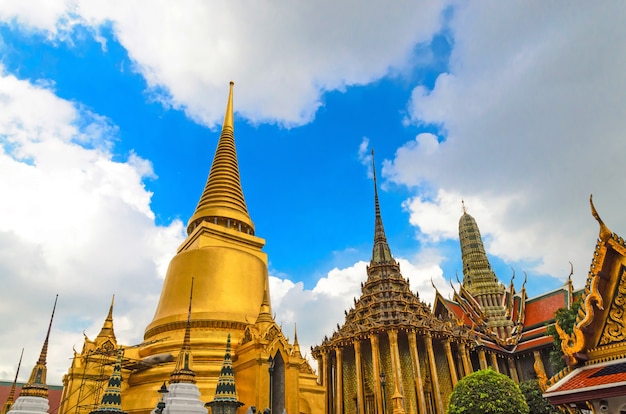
[187,82,254,236]
[590,194,612,242]
[255,285,273,327]
[461,199,467,214]
[97,295,115,340]
[224,81,234,131]
[2,348,24,414]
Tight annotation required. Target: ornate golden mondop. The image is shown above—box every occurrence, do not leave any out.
[61,83,323,414]
[313,152,473,414]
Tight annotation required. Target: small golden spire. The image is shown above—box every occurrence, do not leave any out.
[96,295,115,341]
[255,286,273,327]
[461,199,467,214]
[2,348,24,414]
[292,324,301,356]
[170,278,196,384]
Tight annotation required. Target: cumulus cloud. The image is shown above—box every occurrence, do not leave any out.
[0,0,447,127]
[0,68,185,383]
[385,2,626,283]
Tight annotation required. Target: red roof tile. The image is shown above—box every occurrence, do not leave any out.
[524,290,566,328]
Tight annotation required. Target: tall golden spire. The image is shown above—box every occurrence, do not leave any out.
[187,82,254,236]
[21,295,57,399]
[170,278,196,384]
[2,349,24,414]
[371,150,394,265]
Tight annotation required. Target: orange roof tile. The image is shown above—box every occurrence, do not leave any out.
[524,290,567,328]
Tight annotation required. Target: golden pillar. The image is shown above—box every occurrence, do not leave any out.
[507,358,519,383]
[407,332,427,413]
[478,349,488,370]
[370,334,384,414]
[388,330,405,414]
[322,351,331,413]
[490,353,500,373]
[335,347,343,414]
[354,340,366,414]
[443,340,458,386]
[425,333,444,414]
[458,342,472,376]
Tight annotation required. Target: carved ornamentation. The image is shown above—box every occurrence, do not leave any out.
[599,265,626,345]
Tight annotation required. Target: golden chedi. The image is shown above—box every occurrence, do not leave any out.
[60,83,323,414]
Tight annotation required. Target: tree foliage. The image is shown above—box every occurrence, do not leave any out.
[519,380,560,414]
[546,300,582,372]
[447,368,529,414]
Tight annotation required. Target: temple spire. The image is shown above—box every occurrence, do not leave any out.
[370,150,394,265]
[187,81,254,236]
[2,349,24,414]
[459,210,499,293]
[205,334,243,412]
[89,348,126,414]
[170,278,196,384]
[20,295,57,399]
[96,295,115,341]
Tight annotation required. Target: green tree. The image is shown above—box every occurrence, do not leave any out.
[519,379,560,414]
[546,300,582,372]
[447,368,529,414]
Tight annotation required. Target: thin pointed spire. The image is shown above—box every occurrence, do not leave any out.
[255,285,274,326]
[370,150,393,265]
[2,349,24,414]
[89,348,126,414]
[187,82,255,236]
[20,295,57,398]
[97,295,115,340]
[170,278,196,384]
[293,324,301,356]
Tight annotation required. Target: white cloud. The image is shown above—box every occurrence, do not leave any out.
[385,2,626,283]
[0,68,185,383]
[0,0,448,127]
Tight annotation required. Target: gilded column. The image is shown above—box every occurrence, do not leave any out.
[370,334,383,414]
[478,349,488,370]
[354,340,366,414]
[407,332,427,413]
[458,343,472,376]
[316,355,324,384]
[388,330,406,414]
[425,333,444,414]
[507,358,519,383]
[388,331,403,397]
[490,353,499,373]
[443,340,458,386]
[322,351,331,413]
[335,347,344,414]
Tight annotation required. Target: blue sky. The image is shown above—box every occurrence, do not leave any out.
[1,2,625,384]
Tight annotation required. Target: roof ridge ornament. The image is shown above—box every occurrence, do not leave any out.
[590,194,612,242]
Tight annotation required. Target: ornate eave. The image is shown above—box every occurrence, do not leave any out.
[556,196,626,366]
